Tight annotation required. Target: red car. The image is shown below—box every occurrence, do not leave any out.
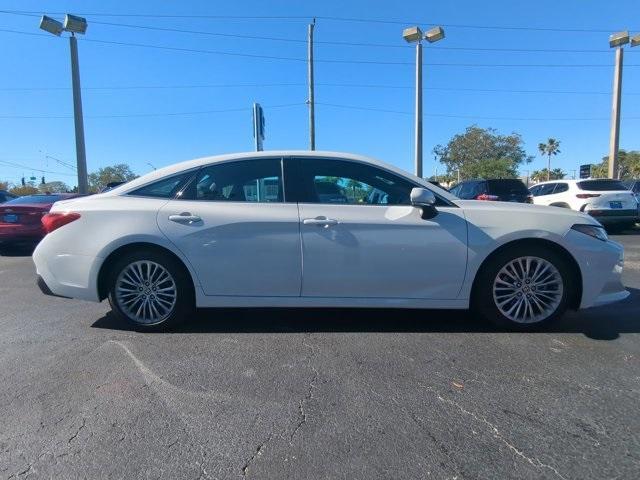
[0,193,82,245]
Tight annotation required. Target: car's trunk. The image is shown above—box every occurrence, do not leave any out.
[0,204,50,225]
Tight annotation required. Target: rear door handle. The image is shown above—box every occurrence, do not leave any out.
[303,216,338,227]
[168,213,202,224]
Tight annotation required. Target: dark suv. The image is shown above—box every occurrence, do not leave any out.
[448,179,532,203]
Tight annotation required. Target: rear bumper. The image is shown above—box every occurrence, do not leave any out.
[32,241,101,302]
[585,209,639,224]
[36,275,71,299]
[0,224,44,242]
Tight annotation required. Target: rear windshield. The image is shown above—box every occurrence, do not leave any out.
[4,195,63,205]
[577,180,627,191]
[486,179,529,195]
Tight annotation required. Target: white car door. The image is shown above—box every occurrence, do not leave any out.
[157,158,301,297]
[291,157,468,299]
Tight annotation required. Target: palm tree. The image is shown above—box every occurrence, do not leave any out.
[538,138,561,181]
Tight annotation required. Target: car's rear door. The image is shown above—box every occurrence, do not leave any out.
[157,158,301,297]
[288,157,468,300]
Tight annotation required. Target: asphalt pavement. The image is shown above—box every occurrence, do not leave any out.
[1,231,639,479]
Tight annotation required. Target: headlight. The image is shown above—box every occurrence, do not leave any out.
[571,224,608,242]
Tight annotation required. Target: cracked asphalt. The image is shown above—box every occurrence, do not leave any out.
[1,231,639,479]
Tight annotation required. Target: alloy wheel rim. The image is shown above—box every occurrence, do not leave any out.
[115,260,177,325]
[492,256,563,324]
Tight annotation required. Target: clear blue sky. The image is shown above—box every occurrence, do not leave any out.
[0,0,639,186]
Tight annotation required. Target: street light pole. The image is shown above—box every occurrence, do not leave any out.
[402,26,444,179]
[414,41,423,178]
[69,34,88,194]
[608,45,624,180]
[39,14,89,193]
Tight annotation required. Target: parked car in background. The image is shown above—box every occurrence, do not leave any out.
[0,190,17,204]
[448,179,532,203]
[0,193,83,245]
[33,151,628,332]
[529,179,639,232]
[623,179,640,202]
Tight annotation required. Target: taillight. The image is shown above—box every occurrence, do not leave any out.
[476,194,499,201]
[42,212,81,234]
[576,193,601,199]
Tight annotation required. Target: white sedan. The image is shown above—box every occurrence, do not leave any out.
[33,151,628,331]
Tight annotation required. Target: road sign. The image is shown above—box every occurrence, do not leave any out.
[252,103,265,152]
[579,164,592,179]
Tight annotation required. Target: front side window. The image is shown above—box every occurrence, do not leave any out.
[295,158,414,205]
[554,183,569,194]
[186,158,283,203]
[537,184,556,196]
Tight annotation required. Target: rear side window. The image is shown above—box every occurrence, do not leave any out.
[129,172,193,198]
[486,179,529,195]
[577,179,627,191]
[185,159,283,203]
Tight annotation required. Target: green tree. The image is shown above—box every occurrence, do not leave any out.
[433,126,532,180]
[590,150,640,179]
[537,138,561,181]
[530,168,566,183]
[88,164,138,192]
[9,184,38,196]
[38,181,69,193]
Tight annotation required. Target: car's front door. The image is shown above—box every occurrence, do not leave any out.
[157,158,301,297]
[289,157,468,299]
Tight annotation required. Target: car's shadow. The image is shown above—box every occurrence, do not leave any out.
[92,288,640,341]
[0,243,36,257]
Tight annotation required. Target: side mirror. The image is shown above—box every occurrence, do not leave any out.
[410,187,438,219]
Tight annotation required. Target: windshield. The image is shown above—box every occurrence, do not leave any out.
[577,179,628,191]
[4,195,63,205]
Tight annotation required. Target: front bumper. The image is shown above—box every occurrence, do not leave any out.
[566,229,630,309]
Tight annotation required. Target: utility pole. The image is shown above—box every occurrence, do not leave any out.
[69,34,88,194]
[608,46,623,179]
[307,19,316,150]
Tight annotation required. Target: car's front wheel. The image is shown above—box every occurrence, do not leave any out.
[473,245,572,330]
[107,250,194,331]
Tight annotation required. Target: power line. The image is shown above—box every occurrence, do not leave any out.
[316,102,640,121]
[1,9,637,33]
[0,159,78,177]
[64,19,626,53]
[4,82,639,96]
[0,103,305,119]
[3,28,639,67]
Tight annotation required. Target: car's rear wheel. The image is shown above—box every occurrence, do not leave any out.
[473,245,571,330]
[107,250,193,331]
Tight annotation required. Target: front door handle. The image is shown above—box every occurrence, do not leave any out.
[168,212,202,224]
[303,216,338,227]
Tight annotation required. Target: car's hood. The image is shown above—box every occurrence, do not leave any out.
[455,200,600,225]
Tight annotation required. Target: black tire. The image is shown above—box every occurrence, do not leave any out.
[107,250,194,331]
[472,244,572,331]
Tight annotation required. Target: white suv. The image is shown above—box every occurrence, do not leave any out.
[529,179,639,231]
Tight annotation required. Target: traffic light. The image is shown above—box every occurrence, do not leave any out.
[41,176,46,185]
[21,177,25,186]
